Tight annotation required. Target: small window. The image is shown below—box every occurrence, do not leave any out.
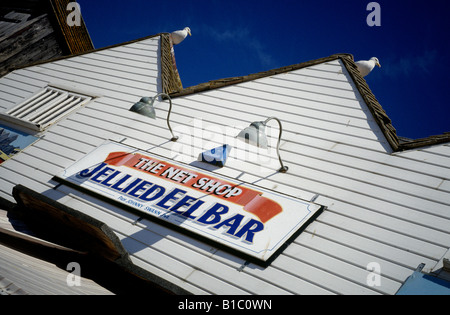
[0,87,92,131]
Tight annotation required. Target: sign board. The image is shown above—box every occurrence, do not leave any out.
[1,124,38,165]
[56,141,323,263]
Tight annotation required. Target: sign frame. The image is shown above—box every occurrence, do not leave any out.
[54,141,324,266]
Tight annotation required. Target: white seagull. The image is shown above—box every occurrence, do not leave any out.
[171,27,191,45]
[355,57,381,77]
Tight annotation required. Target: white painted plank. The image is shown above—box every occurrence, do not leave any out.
[232,80,365,110]
[0,98,16,111]
[274,70,354,90]
[92,48,157,64]
[43,131,96,154]
[0,243,113,295]
[0,77,41,96]
[128,254,210,295]
[329,142,450,179]
[2,72,47,90]
[279,138,444,188]
[272,254,380,295]
[81,53,158,72]
[57,116,116,142]
[120,236,199,281]
[307,60,344,72]
[0,175,16,200]
[121,223,290,294]
[294,232,414,283]
[0,84,30,100]
[165,105,390,154]
[284,243,402,294]
[51,59,159,85]
[420,144,450,157]
[92,99,390,157]
[174,91,376,131]
[278,148,450,207]
[32,139,85,162]
[316,211,446,261]
[18,68,159,104]
[304,220,439,271]
[239,264,335,295]
[320,198,450,245]
[91,92,377,150]
[395,149,450,167]
[0,191,15,203]
[67,55,158,75]
[19,145,73,169]
[294,66,348,81]
[37,63,158,92]
[5,150,63,177]
[205,86,371,120]
[438,180,450,192]
[261,75,358,100]
[0,161,56,196]
[199,245,335,294]
[109,44,159,57]
[186,269,251,295]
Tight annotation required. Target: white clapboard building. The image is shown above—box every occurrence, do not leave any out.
[0,32,449,295]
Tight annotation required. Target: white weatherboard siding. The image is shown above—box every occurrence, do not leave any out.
[0,35,449,295]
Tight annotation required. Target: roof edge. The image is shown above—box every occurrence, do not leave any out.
[160,33,184,94]
[338,54,401,151]
[399,132,450,150]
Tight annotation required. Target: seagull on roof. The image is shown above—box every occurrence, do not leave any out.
[171,27,191,45]
[355,57,381,77]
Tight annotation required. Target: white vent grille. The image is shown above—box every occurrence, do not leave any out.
[0,87,92,131]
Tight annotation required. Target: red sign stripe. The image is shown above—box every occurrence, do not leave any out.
[104,152,282,223]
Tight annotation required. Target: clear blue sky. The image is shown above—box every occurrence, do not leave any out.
[78,0,449,140]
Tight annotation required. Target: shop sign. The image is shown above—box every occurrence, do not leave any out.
[57,141,323,263]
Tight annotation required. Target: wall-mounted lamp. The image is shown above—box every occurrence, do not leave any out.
[236,117,288,173]
[129,93,178,142]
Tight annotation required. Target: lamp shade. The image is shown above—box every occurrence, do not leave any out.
[236,117,288,173]
[129,93,178,142]
[236,121,268,148]
[129,97,156,119]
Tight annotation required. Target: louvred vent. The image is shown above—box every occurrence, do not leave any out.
[0,87,92,131]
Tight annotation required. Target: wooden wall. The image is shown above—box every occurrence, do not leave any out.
[0,12,62,77]
[0,0,93,77]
